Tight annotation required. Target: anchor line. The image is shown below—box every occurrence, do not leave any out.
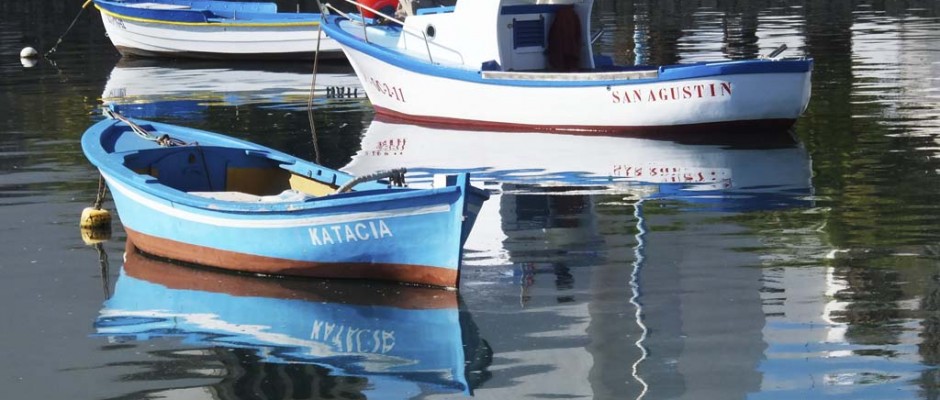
[630,198,650,399]
[105,108,188,147]
[45,0,93,57]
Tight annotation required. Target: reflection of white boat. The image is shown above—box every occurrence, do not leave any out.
[101,59,363,117]
[343,119,813,266]
[344,119,812,201]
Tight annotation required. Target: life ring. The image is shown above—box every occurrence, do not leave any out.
[360,0,398,20]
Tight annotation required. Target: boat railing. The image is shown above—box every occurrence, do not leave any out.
[323,0,465,65]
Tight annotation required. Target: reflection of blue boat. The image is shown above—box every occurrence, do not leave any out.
[94,242,486,396]
[82,111,489,287]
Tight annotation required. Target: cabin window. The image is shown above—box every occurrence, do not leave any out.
[512,17,545,49]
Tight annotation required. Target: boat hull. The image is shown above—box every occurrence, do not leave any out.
[95,1,344,60]
[83,117,487,287]
[323,18,812,134]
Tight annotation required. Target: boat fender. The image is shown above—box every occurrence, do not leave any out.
[360,0,398,20]
[80,207,111,230]
[80,174,112,231]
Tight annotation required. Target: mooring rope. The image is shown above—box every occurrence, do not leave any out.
[105,108,188,147]
[93,174,108,210]
[46,0,93,57]
[336,168,407,193]
[307,15,324,164]
[630,198,650,399]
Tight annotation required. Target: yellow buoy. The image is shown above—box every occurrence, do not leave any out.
[80,226,112,245]
[80,206,112,230]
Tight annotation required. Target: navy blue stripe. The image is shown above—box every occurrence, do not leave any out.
[320,15,813,88]
[94,0,317,23]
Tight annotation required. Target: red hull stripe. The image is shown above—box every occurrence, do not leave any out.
[372,105,797,136]
[123,241,458,308]
[125,228,459,288]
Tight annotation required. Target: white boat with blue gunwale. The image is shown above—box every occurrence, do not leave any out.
[319,0,813,134]
[81,109,489,288]
[93,0,344,60]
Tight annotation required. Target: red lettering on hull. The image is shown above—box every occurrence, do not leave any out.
[611,81,733,104]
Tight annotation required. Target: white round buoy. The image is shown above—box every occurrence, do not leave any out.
[20,57,38,68]
[20,47,39,59]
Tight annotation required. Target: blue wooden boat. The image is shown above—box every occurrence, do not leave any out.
[94,241,483,395]
[93,0,345,60]
[81,110,489,288]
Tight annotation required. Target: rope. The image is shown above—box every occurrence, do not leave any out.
[336,168,407,193]
[46,0,93,57]
[630,199,650,399]
[307,16,324,164]
[93,174,108,210]
[95,242,111,299]
[104,108,188,147]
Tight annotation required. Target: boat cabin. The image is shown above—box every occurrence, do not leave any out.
[397,0,596,72]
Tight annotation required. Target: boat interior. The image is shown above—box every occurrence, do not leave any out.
[123,145,341,202]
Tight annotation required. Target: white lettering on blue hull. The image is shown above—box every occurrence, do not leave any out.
[310,319,396,354]
[308,219,393,246]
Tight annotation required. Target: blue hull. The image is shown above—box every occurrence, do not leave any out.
[81,114,488,287]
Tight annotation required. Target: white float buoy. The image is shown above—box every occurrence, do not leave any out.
[20,47,39,59]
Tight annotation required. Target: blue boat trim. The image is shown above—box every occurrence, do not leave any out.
[94,0,322,25]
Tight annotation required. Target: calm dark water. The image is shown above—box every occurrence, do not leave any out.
[2,0,940,399]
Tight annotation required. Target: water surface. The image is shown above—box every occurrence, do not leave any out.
[1,0,939,399]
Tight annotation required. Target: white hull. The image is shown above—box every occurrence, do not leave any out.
[99,9,343,60]
[342,47,810,132]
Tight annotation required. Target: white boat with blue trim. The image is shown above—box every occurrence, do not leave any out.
[93,0,344,60]
[319,0,813,134]
[81,109,489,288]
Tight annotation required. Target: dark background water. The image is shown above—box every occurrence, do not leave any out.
[2,0,940,399]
